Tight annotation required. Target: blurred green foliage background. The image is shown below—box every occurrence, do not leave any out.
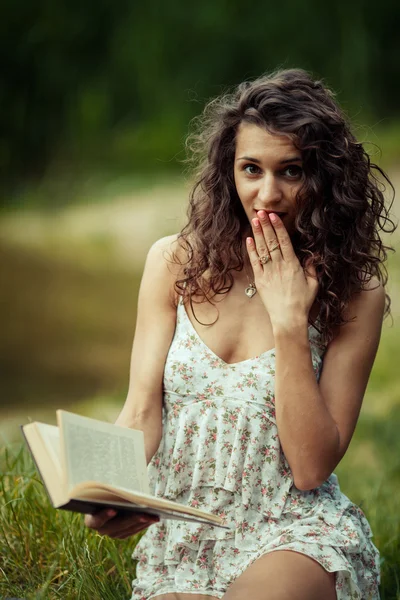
[1,0,400,203]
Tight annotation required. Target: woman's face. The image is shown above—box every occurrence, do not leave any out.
[233,122,304,237]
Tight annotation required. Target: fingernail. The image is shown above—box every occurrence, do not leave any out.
[252,218,260,227]
[269,213,278,222]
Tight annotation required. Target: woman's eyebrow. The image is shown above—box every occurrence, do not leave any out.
[236,155,302,164]
[280,157,302,164]
[236,156,261,163]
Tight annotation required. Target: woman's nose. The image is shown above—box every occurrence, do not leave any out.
[258,173,282,204]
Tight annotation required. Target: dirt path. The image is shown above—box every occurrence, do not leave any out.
[0,181,189,271]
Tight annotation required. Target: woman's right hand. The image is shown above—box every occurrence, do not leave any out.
[84,509,159,539]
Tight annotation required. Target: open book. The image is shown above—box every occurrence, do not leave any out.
[22,410,228,529]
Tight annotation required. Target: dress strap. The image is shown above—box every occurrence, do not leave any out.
[179,280,187,306]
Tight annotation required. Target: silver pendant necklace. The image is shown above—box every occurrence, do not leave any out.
[244,264,257,298]
[245,282,257,298]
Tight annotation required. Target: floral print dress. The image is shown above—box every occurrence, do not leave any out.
[130,300,380,600]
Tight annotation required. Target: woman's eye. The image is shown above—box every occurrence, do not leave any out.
[243,164,260,175]
[284,165,303,179]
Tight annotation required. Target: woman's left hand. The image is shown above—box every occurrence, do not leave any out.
[247,210,319,331]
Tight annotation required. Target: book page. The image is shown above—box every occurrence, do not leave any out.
[22,422,67,507]
[35,423,63,480]
[58,411,149,495]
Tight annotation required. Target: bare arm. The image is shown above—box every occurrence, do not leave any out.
[246,210,386,492]
[274,278,385,490]
[115,234,183,463]
[85,233,182,537]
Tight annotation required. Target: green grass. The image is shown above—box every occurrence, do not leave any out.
[0,445,142,599]
[335,406,400,599]
[1,416,400,598]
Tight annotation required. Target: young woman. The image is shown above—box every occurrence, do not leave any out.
[85,69,395,600]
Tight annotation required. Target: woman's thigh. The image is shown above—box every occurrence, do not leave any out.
[152,595,220,600]
[223,550,337,600]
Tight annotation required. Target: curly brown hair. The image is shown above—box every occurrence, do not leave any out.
[172,68,396,343]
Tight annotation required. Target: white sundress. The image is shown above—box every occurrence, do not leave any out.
[130,300,381,600]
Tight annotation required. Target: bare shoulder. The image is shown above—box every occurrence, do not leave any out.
[326,275,386,355]
[143,233,188,308]
[330,276,386,348]
[148,233,188,267]
[345,275,386,321]
[122,234,189,424]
